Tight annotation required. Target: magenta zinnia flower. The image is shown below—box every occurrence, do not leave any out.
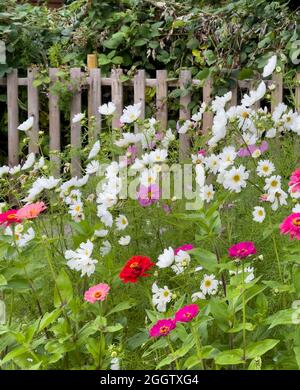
[280,213,300,240]
[289,168,300,193]
[237,141,268,157]
[149,319,176,338]
[174,304,199,323]
[84,283,110,303]
[174,244,194,255]
[137,184,160,207]
[228,241,257,259]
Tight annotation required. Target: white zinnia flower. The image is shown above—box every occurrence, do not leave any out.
[18,116,34,131]
[98,102,116,116]
[252,206,266,223]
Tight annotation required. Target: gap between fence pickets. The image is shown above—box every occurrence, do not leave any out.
[4,67,298,173]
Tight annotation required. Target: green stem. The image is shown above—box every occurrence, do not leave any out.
[268,214,283,282]
[167,336,180,370]
[242,262,247,365]
[192,323,205,370]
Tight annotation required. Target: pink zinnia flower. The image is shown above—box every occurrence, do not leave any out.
[174,244,194,255]
[84,283,110,303]
[16,202,46,220]
[0,209,22,226]
[228,241,257,259]
[137,184,160,207]
[289,168,300,193]
[149,319,176,338]
[280,213,300,240]
[175,304,199,323]
[237,141,268,157]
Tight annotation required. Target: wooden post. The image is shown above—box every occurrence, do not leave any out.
[230,85,238,107]
[111,69,123,129]
[7,69,19,166]
[202,79,213,133]
[179,70,191,161]
[49,68,61,177]
[134,69,145,134]
[156,70,168,131]
[87,54,101,141]
[70,68,82,177]
[250,80,260,110]
[271,73,283,112]
[27,68,39,154]
[296,73,300,114]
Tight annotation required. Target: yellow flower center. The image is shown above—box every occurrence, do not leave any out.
[233,174,240,183]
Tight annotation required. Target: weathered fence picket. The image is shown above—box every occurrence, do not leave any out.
[1,63,298,174]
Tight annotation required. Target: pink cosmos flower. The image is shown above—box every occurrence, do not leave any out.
[260,194,269,202]
[174,244,194,255]
[237,141,268,157]
[289,168,300,193]
[155,132,164,141]
[228,241,257,259]
[137,184,160,207]
[149,319,176,338]
[280,213,300,240]
[174,304,199,323]
[126,145,137,166]
[84,283,110,303]
[16,202,47,220]
[162,203,171,214]
[198,149,206,157]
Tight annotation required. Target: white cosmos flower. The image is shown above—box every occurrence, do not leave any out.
[152,282,172,312]
[115,132,141,148]
[72,113,85,123]
[223,165,249,193]
[18,116,34,131]
[219,146,237,168]
[69,201,85,222]
[262,55,277,78]
[200,274,219,296]
[98,102,116,116]
[230,267,255,284]
[94,229,108,237]
[293,204,300,213]
[65,240,97,277]
[267,189,288,211]
[17,227,35,248]
[204,154,221,174]
[211,91,232,112]
[140,168,157,186]
[156,247,175,268]
[161,129,175,148]
[22,153,35,170]
[191,291,206,302]
[130,158,145,171]
[178,120,193,134]
[171,250,191,275]
[97,207,113,227]
[115,215,128,230]
[149,149,168,163]
[118,235,131,246]
[195,164,205,187]
[9,165,21,175]
[0,166,9,178]
[256,160,275,177]
[86,160,100,175]
[120,102,142,123]
[110,358,120,370]
[100,240,112,256]
[208,110,227,147]
[201,184,215,203]
[88,140,100,160]
[241,81,266,107]
[252,206,266,223]
[264,175,282,193]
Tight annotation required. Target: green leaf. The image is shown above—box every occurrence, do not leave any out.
[112,56,123,65]
[267,308,296,328]
[156,335,194,369]
[187,37,199,49]
[103,32,126,49]
[0,274,7,286]
[106,323,123,333]
[134,38,148,47]
[237,68,254,80]
[190,248,218,273]
[54,269,73,308]
[294,346,300,369]
[248,357,262,370]
[98,54,111,66]
[293,265,300,296]
[215,349,244,365]
[0,346,27,365]
[227,323,255,333]
[38,309,62,332]
[203,50,216,66]
[246,339,279,359]
[106,300,135,316]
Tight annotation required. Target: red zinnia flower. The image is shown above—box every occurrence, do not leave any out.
[119,255,155,283]
[0,209,22,226]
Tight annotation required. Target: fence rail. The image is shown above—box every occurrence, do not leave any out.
[0,63,299,175]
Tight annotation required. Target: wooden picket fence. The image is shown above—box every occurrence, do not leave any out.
[1,57,300,177]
